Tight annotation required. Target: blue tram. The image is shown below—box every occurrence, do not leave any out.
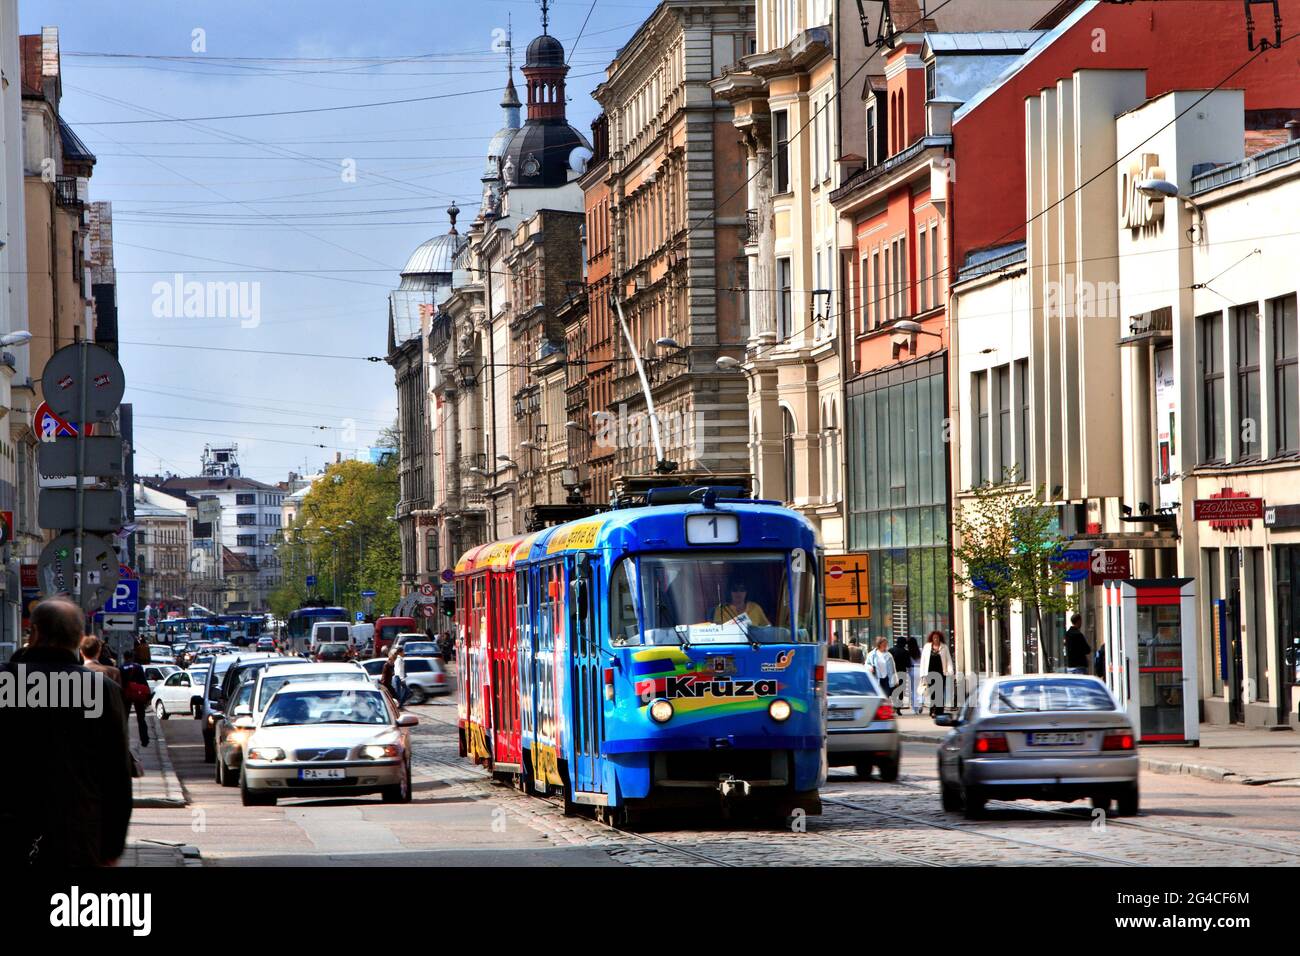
[455,488,828,824]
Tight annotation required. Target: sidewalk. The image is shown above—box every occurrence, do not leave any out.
[120,710,201,867]
[895,711,1300,786]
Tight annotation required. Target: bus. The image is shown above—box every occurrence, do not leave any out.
[157,618,211,645]
[285,605,348,653]
[214,614,267,646]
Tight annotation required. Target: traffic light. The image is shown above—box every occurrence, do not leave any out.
[441,596,455,618]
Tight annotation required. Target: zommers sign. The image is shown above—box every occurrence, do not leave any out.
[1192,492,1264,529]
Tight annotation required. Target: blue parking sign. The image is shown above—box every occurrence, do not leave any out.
[106,579,139,613]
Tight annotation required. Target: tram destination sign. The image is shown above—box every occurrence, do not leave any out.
[1192,497,1264,522]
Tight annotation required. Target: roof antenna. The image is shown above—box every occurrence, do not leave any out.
[507,12,513,72]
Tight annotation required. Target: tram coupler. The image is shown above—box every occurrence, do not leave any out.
[718,775,751,801]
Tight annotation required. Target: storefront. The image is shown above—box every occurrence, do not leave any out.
[845,353,951,646]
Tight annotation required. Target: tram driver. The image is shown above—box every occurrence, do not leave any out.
[711,577,771,627]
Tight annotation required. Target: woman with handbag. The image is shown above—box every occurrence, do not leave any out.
[918,631,953,718]
[119,652,153,747]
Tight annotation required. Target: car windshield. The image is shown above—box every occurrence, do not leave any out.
[258,670,363,710]
[987,679,1115,713]
[828,670,879,696]
[263,688,390,726]
[612,552,816,646]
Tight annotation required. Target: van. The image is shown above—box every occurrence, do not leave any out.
[351,622,375,653]
[310,621,353,652]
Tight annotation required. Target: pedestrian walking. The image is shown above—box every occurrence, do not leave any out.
[889,635,912,708]
[866,637,898,700]
[119,653,152,747]
[1064,613,1091,674]
[906,634,922,713]
[918,630,952,718]
[132,635,152,665]
[80,636,121,687]
[392,647,412,708]
[0,599,132,867]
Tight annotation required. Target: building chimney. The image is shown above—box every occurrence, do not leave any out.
[1287,119,1300,142]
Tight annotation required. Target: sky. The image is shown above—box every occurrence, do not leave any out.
[21,0,660,484]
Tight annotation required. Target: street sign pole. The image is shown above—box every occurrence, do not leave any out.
[73,340,88,607]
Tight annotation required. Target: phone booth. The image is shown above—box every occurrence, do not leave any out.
[1102,578,1199,745]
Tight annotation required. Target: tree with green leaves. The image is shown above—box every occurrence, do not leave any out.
[951,471,1076,674]
[271,457,401,619]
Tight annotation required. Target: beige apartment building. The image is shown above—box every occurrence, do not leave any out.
[590,0,754,478]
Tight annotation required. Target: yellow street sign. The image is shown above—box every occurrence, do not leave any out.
[825,553,871,620]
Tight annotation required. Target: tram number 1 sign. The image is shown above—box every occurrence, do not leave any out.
[825,553,871,621]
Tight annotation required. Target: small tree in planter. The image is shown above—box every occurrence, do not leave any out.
[952,470,1076,674]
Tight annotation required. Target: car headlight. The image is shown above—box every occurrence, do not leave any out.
[768,699,792,722]
[360,744,401,760]
[227,730,251,747]
[648,699,674,723]
[248,747,284,761]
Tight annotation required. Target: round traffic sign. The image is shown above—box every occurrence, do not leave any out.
[828,564,844,579]
[37,532,120,611]
[420,603,437,618]
[41,343,127,423]
[419,582,435,597]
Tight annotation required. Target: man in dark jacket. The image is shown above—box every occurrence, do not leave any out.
[0,599,133,867]
[1064,613,1091,674]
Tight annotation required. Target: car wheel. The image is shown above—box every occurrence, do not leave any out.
[940,781,962,812]
[962,785,986,820]
[214,753,224,784]
[382,759,412,804]
[877,757,900,782]
[1091,795,1113,814]
[191,700,202,719]
[239,767,275,807]
[410,687,429,705]
[1117,783,1139,817]
[220,756,239,788]
[154,699,168,721]
[854,761,872,780]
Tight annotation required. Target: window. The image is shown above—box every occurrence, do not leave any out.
[865,101,878,167]
[1016,359,1029,477]
[925,61,936,103]
[426,532,438,578]
[822,93,831,180]
[871,251,881,330]
[782,408,796,503]
[930,226,940,306]
[973,371,989,486]
[1201,313,1224,462]
[823,400,840,503]
[1273,294,1298,454]
[236,513,256,526]
[777,257,793,341]
[997,365,1012,480]
[773,110,790,193]
[892,236,907,318]
[236,493,254,505]
[882,244,891,324]
[237,534,256,547]
[918,225,929,312]
[1233,304,1260,459]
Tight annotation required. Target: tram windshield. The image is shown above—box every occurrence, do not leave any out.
[611,552,817,646]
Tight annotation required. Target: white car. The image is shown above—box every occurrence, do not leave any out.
[310,621,354,653]
[153,667,208,719]
[144,663,181,692]
[237,679,417,806]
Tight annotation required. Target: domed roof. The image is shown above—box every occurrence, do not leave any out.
[526,34,565,67]
[485,125,519,178]
[401,231,466,278]
[502,119,590,190]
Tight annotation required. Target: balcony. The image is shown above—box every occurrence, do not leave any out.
[54,175,82,209]
[742,208,760,246]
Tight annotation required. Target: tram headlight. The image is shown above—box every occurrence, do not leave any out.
[648,699,674,723]
[768,699,792,722]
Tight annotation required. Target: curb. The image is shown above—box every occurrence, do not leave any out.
[133,712,187,808]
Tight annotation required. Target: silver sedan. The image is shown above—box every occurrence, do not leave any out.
[237,680,417,807]
[936,674,1139,819]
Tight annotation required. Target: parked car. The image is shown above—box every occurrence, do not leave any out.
[824,660,899,780]
[237,680,417,806]
[153,667,207,719]
[935,674,1139,819]
[399,654,449,703]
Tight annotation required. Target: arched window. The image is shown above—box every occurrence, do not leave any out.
[782,407,796,504]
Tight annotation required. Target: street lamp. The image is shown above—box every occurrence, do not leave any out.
[0,330,32,347]
[715,355,741,370]
[1136,177,1205,242]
